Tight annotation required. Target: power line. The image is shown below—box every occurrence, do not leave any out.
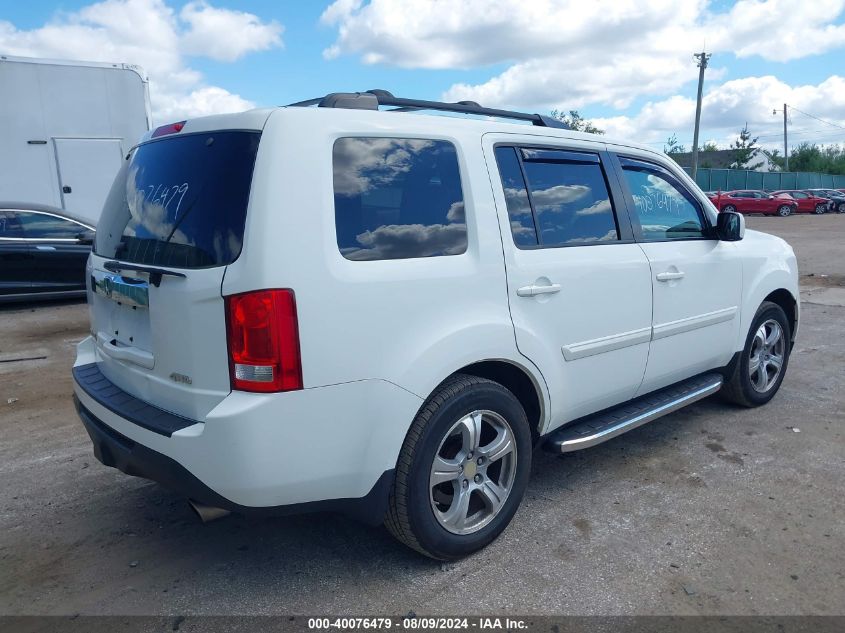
[788,106,845,131]
[756,127,838,141]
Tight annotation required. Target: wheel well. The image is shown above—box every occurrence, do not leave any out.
[764,288,797,340]
[455,361,544,440]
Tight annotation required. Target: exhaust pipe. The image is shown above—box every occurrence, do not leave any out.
[188,499,231,523]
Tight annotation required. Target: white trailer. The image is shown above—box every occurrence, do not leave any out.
[0,55,151,224]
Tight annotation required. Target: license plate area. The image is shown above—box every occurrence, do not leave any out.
[93,272,149,308]
[92,271,153,353]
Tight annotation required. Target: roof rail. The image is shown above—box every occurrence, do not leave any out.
[286,89,569,129]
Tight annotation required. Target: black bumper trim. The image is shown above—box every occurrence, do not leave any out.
[72,362,196,437]
[73,396,393,525]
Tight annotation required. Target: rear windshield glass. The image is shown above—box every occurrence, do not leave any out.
[95,131,260,268]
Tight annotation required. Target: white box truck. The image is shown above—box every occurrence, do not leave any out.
[0,55,151,224]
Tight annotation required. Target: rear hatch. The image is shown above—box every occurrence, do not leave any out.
[88,124,262,421]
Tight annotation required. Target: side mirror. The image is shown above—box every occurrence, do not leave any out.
[76,229,95,245]
[717,211,744,242]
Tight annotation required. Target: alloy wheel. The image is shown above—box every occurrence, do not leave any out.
[429,410,518,535]
[748,319,786,393]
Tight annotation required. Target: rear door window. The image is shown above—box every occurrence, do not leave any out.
[494,146,619,247]
[18,211,87,239]
[332,137,467,261]
[95,131,261,268]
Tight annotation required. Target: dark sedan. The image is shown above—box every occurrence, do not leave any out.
[0,202,94,303]
[806,189,845,213]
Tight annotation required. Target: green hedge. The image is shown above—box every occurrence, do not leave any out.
[683,168,845,191]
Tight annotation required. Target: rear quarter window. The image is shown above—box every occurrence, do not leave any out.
[332,137,467,261]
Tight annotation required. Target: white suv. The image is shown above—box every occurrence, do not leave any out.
[73,91,799,559]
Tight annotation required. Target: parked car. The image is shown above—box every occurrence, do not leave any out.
[770,190,830,214]
[806,189,845,213]
[711,190,798,216]
[72,91,799,560]
[0,202,95,302]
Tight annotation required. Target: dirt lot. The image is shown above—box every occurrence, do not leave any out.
[1,215,843,617]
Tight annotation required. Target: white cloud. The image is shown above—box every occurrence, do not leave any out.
[321,0,845,111]
[180,1,282,62]
[345,223,467,260]
[0,0,283,123]
[155,86,255,122]
[594,75,845,150]
[705,0,845,62]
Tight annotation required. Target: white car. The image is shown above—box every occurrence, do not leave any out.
[73,91,799,559]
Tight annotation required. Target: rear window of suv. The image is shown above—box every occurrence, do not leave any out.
[332,137,467,261]
[95,131,261,268]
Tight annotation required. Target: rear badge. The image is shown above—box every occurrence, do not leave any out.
[169,372,192,385]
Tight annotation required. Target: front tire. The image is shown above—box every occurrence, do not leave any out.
[723,204,737,214]
[838,202,845,213]
[385,374,532,560]
[721,301,791,407]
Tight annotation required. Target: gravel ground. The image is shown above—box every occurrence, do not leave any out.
[0,215,843,616]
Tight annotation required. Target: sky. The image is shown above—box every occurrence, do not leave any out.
[1,0,844,152]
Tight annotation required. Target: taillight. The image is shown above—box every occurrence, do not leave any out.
[151,121,186,138]
[225,289,302,393]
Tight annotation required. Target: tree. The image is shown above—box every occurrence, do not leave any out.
[549,109,604,134]
[729,123,763,170]
[700,141,720,152]
[664,133,686,154]
[768,143,845,174]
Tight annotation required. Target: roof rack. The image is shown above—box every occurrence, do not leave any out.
[286,89,569,129]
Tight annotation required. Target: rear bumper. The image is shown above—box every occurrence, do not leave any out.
[74,395,393,523]
[72,336,422,523]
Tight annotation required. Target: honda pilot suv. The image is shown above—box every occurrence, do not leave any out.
[73,91,799,560]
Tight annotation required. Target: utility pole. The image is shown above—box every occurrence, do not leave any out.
[783,103,789,171]
[773,104,789,171]
[691,51,711,180]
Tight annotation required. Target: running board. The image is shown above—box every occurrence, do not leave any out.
[544,373,724,453]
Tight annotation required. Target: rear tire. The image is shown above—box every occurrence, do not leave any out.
[721,301,791,407]
[838,202,845,213]
[815,203,827,214]
[385,374,532,560]
[777,204,792,217]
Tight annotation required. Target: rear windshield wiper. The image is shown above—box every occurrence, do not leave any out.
[103,261,187,287]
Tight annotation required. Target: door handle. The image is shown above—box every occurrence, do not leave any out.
[517,283,561,297]
[656,271,685,282]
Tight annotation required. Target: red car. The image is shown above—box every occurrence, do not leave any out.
[708,190,798,217]
[770,190,830,214]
